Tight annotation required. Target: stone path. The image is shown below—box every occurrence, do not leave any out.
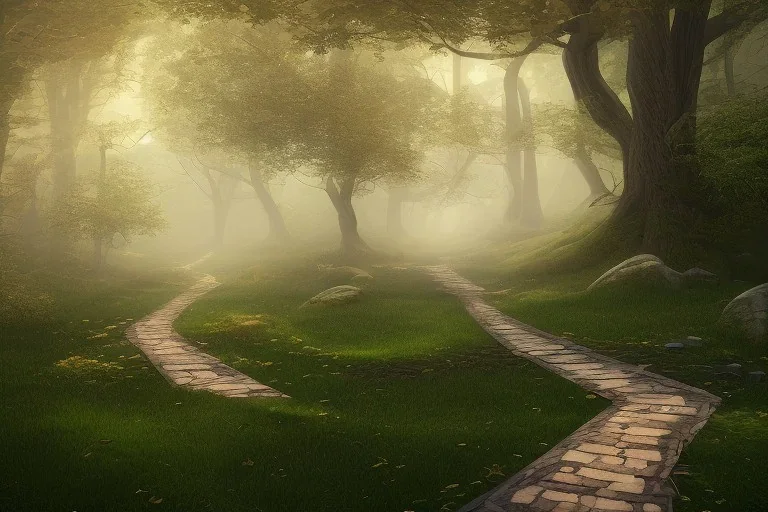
[126,273,287,399]
[423,265,720,512]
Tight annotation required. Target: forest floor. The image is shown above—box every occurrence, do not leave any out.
[0,256,604,512]
[458,237,768,512]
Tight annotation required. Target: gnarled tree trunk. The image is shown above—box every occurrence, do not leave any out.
[573,140,610,202]
[518,77,543,229]
[502,57,525,224]
[325,175,371,257]
[248,163,290,242]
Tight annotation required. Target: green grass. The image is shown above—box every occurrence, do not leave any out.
[0,260,606,512]
[463,254,768,512]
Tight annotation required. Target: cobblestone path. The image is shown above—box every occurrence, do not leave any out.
[423,265,720,512]
[126,273,287,399]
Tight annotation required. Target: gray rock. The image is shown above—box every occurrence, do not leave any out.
[682,267,718,283]
[747,371,766,383]
[683,336,704,347]
[318,264,373,281]
[719,283,768,343]
[301,285,362,308]
[665,342,685,349]
[588,254,683,291]
[715,363,742,376]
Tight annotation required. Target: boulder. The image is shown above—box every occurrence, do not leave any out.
[719,283,768,343]
[682,267,718,284]
[318,264,373,282]
[587,254,683,291]
[301,285,362,308]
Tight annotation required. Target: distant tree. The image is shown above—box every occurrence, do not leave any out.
[50,117,164,271]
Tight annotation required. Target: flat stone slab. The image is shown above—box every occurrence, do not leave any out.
[126,273,287,399]
[421,265,720,512]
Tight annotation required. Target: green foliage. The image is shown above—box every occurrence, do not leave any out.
[49,161,166,247]
[697,92,768,260]
[0,251,54,324]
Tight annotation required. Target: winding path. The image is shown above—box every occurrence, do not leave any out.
[126,272,287,399]
[423,265,720,512]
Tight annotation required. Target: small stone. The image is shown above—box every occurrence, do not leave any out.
[562,450,598,464]
[541,490,578,503]
[593,497,633,511]
[665,342,685,349]
[622,448,662,461]
[510,485,543,505]
[747,371,766,383]
[576,467,636,484]
[715,363,743,377]
[577,443,621,456]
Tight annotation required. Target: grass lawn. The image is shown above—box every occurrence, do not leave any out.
[459,255,768,512]
[0,259,606,512]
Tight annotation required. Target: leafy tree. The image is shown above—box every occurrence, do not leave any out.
[184,0,768,259]
[49,156,165,272]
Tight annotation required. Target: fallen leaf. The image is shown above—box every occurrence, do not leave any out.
[149,496,163,504]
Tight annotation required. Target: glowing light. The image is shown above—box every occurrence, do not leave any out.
[468,69,487,84]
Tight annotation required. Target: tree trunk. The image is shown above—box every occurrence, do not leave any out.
[502,57,526,224]
[46,61,93,199]
[517,77,543,229]
[325,175,371,257]
[453,53,462,94]
[562,15,633,170]
[248,163,290,242]
[387,187,407,238]
[616,5,711,257]
[574,140,610,200]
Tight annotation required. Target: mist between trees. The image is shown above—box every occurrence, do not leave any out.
[1,0,767,297]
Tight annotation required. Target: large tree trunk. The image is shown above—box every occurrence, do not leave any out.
[248,163,290,242]
[46,60,94,199]
[325,175,371,257]
[616,4,712,256]
[517,77,543,229]
[502,57,526,224]
[561,2,719,259]
[562,15,633,172]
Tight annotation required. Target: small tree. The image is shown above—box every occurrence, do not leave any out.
[49,160,165,271]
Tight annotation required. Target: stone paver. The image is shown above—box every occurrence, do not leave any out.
[422,265,720,512]
[126,273,287,399]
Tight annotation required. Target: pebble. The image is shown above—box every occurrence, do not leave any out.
[665,343,685,349]
[747,371,766,383]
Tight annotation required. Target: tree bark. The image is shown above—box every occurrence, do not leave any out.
[248,163,290,242]
[616,5,712,256]
[325,175,371,257]
[562,15,632,169]
[46,61,94,199]
[502,57,526,223]
[517,77,543,229]
[573,140,610,200]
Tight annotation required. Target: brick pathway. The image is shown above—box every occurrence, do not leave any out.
[126,273,287,399]
[423,265,720,512]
